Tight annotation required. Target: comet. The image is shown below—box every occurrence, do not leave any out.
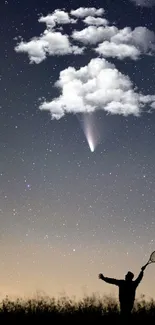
[84,122,95,152]
[78,113,101,152]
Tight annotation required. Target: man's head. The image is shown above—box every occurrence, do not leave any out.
[125,271,134,281]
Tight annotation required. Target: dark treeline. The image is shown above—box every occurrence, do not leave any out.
[0,294,155,324]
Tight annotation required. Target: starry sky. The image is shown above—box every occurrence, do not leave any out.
[1,0,155,301]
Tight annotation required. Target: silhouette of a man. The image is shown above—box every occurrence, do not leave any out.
[98,265,146,316]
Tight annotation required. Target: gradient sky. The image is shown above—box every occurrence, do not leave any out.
[1,0,155,301]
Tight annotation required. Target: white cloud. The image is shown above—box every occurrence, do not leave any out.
[39,9,76,29]
[39,58,155,119]
[15,30,84,64]
[72,26,118,44]
[111,26,155,53]
[130,0,155,7]
[70,7,104,18]
[95,41,140,59]
[72,25,155,55]
[139,94,155,103]
[15,38,47,64]
[83,16,109,26]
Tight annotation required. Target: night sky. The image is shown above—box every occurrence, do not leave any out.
[1,0,155,300]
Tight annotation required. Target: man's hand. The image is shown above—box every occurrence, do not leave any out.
[141,265,147,272]
[98,273,104,280]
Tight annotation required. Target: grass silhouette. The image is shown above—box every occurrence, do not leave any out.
[0,293,155,323]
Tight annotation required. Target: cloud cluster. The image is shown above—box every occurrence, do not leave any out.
[39,58,155,119]
[72,26,155,58]
[15,9,85,63]
[15,7,155,63]
[15,30,84,64]
[15,7,155,119]
[15,7,107,63]
[130,0,155,7]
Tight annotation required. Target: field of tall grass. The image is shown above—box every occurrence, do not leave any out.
[0,293,155,323]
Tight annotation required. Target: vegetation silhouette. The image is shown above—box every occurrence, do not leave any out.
[99,264,146,319]
[0,292,155,324]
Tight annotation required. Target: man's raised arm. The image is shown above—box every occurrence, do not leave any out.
[134,265,146,287]
[98,273,120,286]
